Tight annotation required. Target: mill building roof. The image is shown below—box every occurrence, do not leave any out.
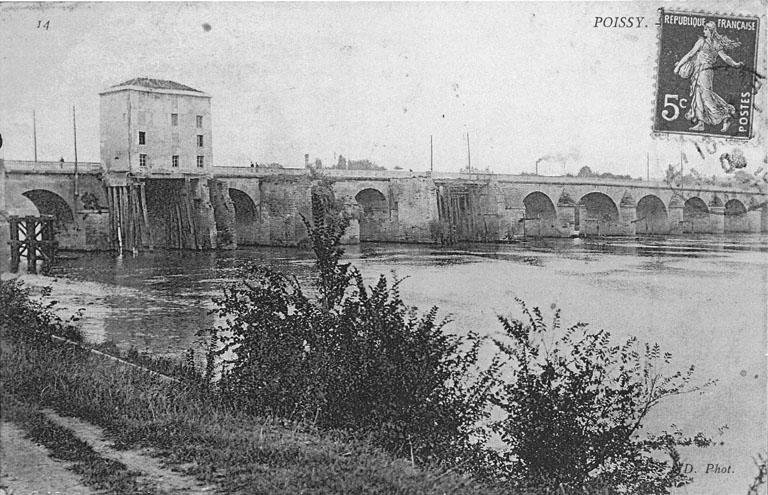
[100,78,210,97]
[112,78,203,92]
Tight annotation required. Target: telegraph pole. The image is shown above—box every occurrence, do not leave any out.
[466,132,471,171]
[73,106,79,200]
[33,109,38,162]
[430,135,433,172]
[646,152,650,182]
[680,149,684,187]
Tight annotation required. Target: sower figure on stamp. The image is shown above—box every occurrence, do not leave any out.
[674,21,744,132]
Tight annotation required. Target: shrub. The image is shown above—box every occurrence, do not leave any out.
[0,278,203,384]
[748,452,767,495]
[206,186,498,469]
[489,301,715,493]
[0,278,83,342]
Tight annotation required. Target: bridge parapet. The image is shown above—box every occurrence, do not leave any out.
[213,166,308,179]
[4,160,102,175]
[213,166,432,180]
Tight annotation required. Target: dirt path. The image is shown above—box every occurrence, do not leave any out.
[41,409,217,494]
[2,411,218,495]
[1,420,95,495]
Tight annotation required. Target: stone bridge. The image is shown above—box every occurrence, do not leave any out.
[2,160,110,249]
[217,167,768,246]
[3,160,767,250]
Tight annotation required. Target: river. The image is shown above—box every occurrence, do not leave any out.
[2,234,766,494]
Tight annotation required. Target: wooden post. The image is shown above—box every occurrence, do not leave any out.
[121,186,129,252]
[9,216,20,272]
[135,185,143,249]
[184,180,198,249]
[185,193,197,249]
[176,200,185,249]
[40,216,50,274]
[26,217,37,274]
[129,185,136,252]
[139,182,152,250]
[164,201,171,249]
[114,186,121,251]
[130,184,140,251]
[112,186,119,250]
[39,215,56,274]
[116,186,124,254]
[108,186,116,249]
[122,186,132,252]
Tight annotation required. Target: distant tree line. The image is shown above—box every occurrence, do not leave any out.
[334,155,386,171]
[572,166,641,181]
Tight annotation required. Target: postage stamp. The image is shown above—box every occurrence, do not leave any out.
[654,10,761,140]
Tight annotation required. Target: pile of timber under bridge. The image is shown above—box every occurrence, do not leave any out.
[3,160,768,251]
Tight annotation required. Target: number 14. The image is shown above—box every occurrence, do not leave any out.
[37,20,50,30]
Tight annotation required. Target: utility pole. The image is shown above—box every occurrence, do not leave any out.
[73,106,79,201]
[680,149,684,187]
[33,109,38,162]
[647,152,650,182]
[430,135,433,172]
[466,132,471,171]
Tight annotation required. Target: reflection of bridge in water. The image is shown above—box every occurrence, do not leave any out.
[3,160,767,250]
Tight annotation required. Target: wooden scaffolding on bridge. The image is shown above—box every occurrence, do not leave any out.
[8,215,57,274]
[105,176,210,252]
[106,180,152,253]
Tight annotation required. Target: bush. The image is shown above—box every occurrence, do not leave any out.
[488,301,715,493]
[0,278,83,343]
[206,187,498,468]
[748,452,767,495]
[0,278,203,384]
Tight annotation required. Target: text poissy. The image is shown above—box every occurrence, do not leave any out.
[593,16,644,28]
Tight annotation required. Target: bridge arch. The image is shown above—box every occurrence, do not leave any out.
[523,191,558,236]
[229,188,258,224]
[724,199,748,232]
[683,197,709,233]
[229,188,259,245]
[636,195,668,234]
[355,188,388,241]
[577,192,619,236]
[22,190,75,225]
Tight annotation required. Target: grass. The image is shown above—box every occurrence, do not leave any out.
[0,324,499,495]
[1,394,157,494]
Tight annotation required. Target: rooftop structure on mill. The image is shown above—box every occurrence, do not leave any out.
[99,78,213,177]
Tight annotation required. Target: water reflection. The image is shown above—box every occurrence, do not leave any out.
[1,234,764,355]
[31,248,316,355]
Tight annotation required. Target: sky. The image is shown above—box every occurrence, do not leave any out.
[1,1,766,178]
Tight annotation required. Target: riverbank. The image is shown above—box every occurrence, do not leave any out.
[0,279,504,495]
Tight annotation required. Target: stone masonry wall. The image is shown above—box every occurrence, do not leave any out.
[209,179,236,249]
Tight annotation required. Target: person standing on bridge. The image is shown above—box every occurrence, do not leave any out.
[673,21,744,132]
